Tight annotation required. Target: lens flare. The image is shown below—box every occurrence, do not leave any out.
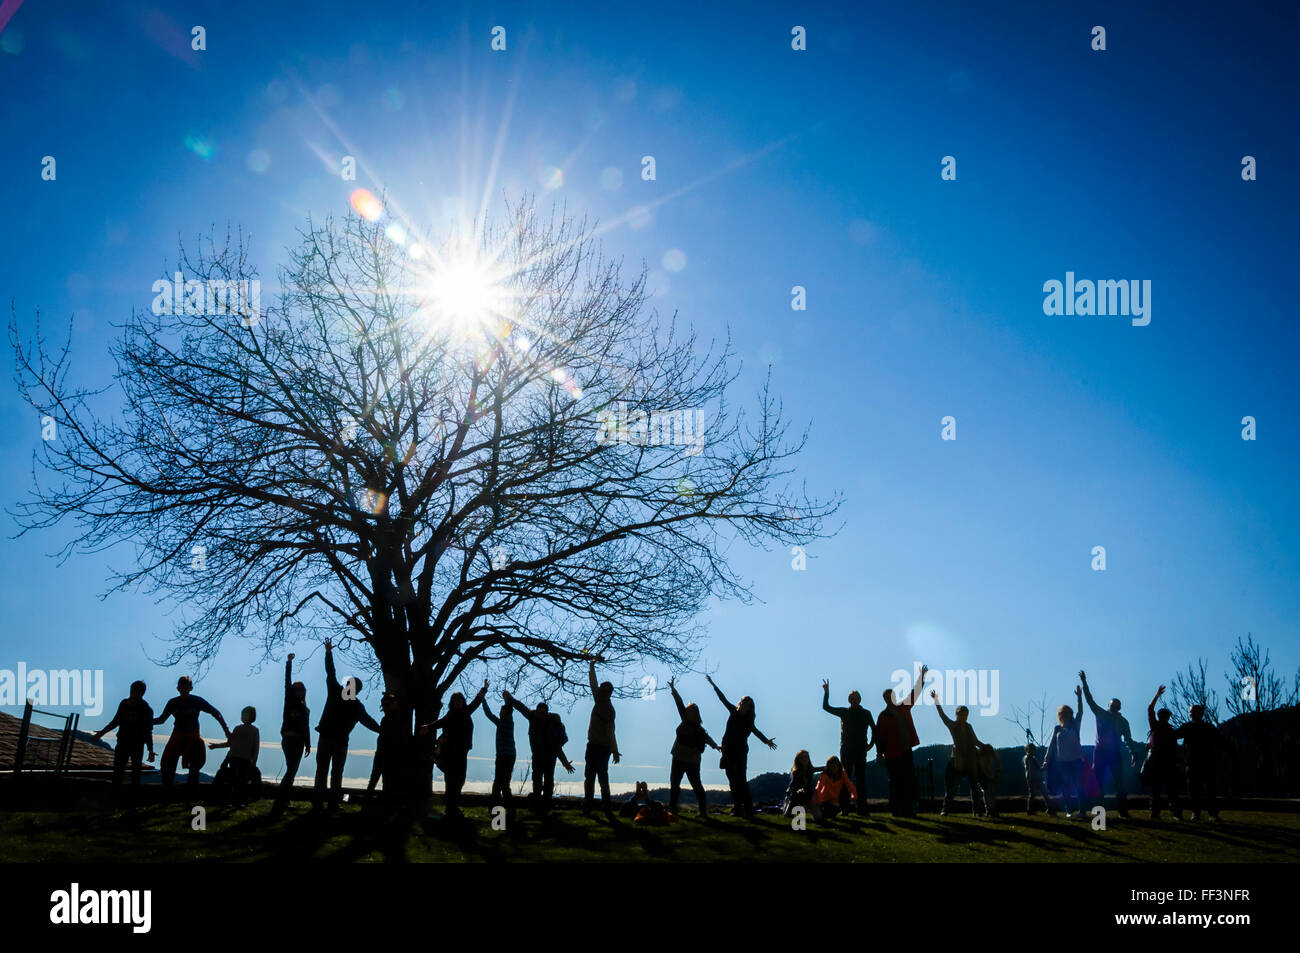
[350,188,384,221]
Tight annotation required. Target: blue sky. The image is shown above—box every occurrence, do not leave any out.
[2,0,1298,791]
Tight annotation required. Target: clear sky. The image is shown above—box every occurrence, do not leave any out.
[2,0,1298,792]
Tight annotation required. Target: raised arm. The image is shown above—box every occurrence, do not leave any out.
[588,660,600,697]
[283,655,295,719]
[905,665,928,707]
[482,704,501,727]
[505,693,534,722]
[466,682,489,717]
[706,675,733,712]
[931,691,953,727]
[1078,671,1105,717]
[1149,685,1164,711]
[669,679,687,720]
[822,680,846,717]
[324,642,339,693]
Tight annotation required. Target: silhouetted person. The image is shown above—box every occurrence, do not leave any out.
[270,654,310,819]
[1024,736,1053,816]
[1174,704,1226,821]
[1144,685,1182,820]
[312,640,380,811]
[822,679,874,816]
[482,692,517,809]
[668,677,720,817]
[1079,670,1135,819]
[875,664,926,817]
[209,705,259,806]
[504,690,574,811]
[367,692,410,802]
[582,658,621,816]
[706,674,777,819]
[932,690,991,817]
[93,680,156,799]
[153,676,230,799]
[1043,686,1086,818]
[813,754,857,821]
[420,680,488,817]
[782,749,820,817]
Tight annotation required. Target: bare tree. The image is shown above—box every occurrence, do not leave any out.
[1006,693,1049,747]
[1168,658,1220,726]
[1224,634,1293,718]
[10,200,839,795]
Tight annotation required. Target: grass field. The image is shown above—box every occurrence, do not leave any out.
[3,803,1299,862]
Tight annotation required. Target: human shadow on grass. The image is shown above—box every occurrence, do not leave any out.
[1135,819,1300,858]
[928,817,1106,857]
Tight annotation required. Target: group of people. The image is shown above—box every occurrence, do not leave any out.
[92,654,1230,824]
[93,675,260,805]
[781,664,1000,821]
[1024,671,1228,822]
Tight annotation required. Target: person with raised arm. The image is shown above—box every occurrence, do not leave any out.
[481,691,518,811]
[269,654,310,819]
[932,689,993,817]
[874,664,926,817]
[706,674,777,820]
[312,639,381,812]
[419,680,488,817]
[1043,685,1087,818]
[667,677,720,817]
[582,657,621,817]
[1079,670,1136,819]
[822,679,875,816]
[1143,685,1182,820]
[504,690,575,813]
[153,676,230,800]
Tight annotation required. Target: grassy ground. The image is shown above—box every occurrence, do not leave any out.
[3,803,1299,862]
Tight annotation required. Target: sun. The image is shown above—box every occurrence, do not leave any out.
[412,248,516,343]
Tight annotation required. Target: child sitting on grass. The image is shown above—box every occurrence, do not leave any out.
[782,750,820,817]
[812,755,857,821]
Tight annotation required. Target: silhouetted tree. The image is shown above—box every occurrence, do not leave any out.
[1168,657,1220,726]
[1224,634,1293,718]
[10,199,839,797]
[1006,693,1049,747]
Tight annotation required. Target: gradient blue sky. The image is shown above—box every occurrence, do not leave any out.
[2,1,1297,791]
